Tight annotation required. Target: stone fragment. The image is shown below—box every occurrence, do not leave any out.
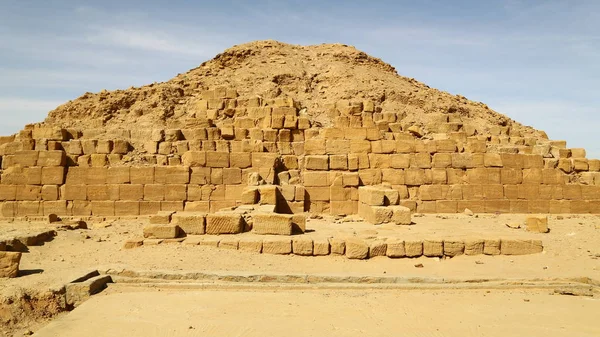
[206,213,244,234]
[143,224,180,239]
[262,237,292,254]
[122,239,143,249]
[526,215,549,233]
[345,238,369,259]
[252,213,293,235]
[65,275,112,307]
[0,251,21,278]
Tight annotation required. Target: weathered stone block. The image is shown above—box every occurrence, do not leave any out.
[238,238,263,253]
[329,238,345,255]
[443,240,465,257]
[143,224,180,239]
[312,238,330,256]
[292,237,313,256]
[114,201,140,216]
[262,237,292,254]
[526,215,549,233]
[149,210,173,224]
[500,239,543,255]
[423,240,443,257]
[345,238,369,259]
[206,213,244,234]
[369,241,387,257]
[404,241,423,257]
[252,213,293,235]
[41,166,65,185]
[358,186,385,206]
[483,239,501,255]
[0,251,21,278]
[386,240,405,258]
[464,239,484,255]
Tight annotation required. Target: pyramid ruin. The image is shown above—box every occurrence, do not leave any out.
[0,40,598,223]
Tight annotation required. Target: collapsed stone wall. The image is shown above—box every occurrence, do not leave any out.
[0,87,599,217]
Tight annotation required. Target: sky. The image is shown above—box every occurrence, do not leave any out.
[1,0,599,157]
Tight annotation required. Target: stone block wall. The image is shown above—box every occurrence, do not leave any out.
[0,87,599,217]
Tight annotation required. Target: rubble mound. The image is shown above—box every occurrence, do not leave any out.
[44,40,541,139]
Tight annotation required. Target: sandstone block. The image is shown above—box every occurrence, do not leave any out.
[312,238,330,256]
[130,167,155,185]
[303,171,330,187]
[423,240,444,257]
[218,237,239,250]
[358,186,385,206]
[252,213,293,235]
[526,215,549,233]
[404,241,423,257]
[345,238,369,259]
[262,237,292,254]
[464,239,484,255]
[37,150,66,166]
[206,152,230,168]
[0,251,21,278]
[501,239,543,255]
[114,201,140,216]
[206,213,244,234]
[369,241,387,257]
[41,166,65,185]
[305,155,329,170]
[91,201,115,216]
[390,206,412,225]
[143,224,180,239]
[386,240,406,258]
[329,238,345,255]
[292,237,313,256]
[149,211,173,224]
[238,238,263,253]
[170,212,206,235]
[241,187,259,205]
[443,240,465,257]
[483,239,501,255]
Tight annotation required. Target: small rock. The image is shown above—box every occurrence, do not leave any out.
[506,223,521,229]
[414,263,424,268]
[464,208,474,216]
[413,213,424,218]
[23,330,34,336]
[475,260,484,265]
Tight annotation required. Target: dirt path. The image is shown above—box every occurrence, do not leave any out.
[33,287,600,337]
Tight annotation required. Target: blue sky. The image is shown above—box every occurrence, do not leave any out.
[1,0,599,157]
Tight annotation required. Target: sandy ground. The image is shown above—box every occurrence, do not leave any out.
[33,287,600,337]
[1,213,600,336]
